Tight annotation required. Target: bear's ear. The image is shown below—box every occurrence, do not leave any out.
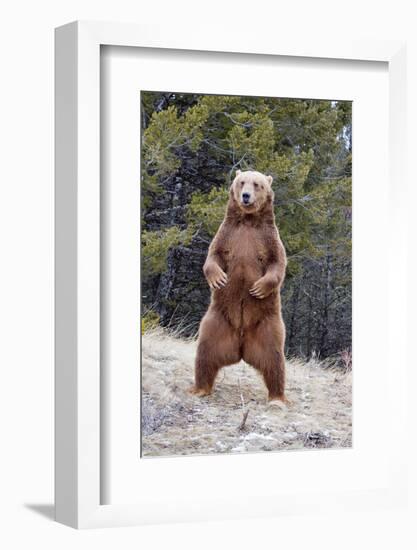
[266,175,273,186]
[235,169,241,177]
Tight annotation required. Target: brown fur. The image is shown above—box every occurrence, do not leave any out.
[190,170,288,403]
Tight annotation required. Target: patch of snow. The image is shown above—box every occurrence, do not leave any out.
[244,432,275,441]
[231,444,246,452]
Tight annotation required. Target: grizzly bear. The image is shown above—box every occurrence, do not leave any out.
[190,169,288,403]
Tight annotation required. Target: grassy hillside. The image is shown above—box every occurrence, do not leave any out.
[141,330,352,457]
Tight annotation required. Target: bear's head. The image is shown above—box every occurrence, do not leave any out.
[231,170,273,214]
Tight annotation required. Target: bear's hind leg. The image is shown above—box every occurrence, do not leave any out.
[242,317,288,403]
[190,309,240,397]
[262,351,287,403]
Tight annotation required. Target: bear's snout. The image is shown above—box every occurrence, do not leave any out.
[242,192,251,205]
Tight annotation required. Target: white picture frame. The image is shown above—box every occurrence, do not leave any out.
[55,20,408,529]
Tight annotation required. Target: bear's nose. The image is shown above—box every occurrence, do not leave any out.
[242,192,251,203]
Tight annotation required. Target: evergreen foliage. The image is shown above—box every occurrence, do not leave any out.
[141,91,352,357]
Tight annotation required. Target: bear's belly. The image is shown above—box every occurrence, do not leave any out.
[213,259,276,330]
[227,260,263,288]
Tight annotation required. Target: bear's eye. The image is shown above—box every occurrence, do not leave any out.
[240,181,245,186]
[254,182,259,189]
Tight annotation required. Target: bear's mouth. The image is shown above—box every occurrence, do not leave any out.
[240,201,257,213]
[241,198,255,208]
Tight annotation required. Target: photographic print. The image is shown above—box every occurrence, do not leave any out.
[140,92,352,458]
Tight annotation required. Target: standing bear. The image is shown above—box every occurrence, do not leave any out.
[190,170,288,403]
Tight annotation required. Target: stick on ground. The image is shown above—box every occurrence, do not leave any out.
[238,409,250,431]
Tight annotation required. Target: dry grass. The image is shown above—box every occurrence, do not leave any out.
[141,329,352,457]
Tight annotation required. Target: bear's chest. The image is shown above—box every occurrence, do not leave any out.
[221,225,268,267]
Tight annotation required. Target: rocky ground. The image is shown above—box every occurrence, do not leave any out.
[141,330,352,457]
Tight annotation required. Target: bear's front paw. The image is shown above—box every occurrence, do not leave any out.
[205,265,228,290]
[249,277,274,299]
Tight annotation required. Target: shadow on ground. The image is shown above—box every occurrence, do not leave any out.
[24,504,55,521]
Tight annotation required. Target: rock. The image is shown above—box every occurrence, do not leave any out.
[302,431,333,448]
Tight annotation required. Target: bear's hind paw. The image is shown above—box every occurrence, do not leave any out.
[188,386,212,397]
[268,395,292,408]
